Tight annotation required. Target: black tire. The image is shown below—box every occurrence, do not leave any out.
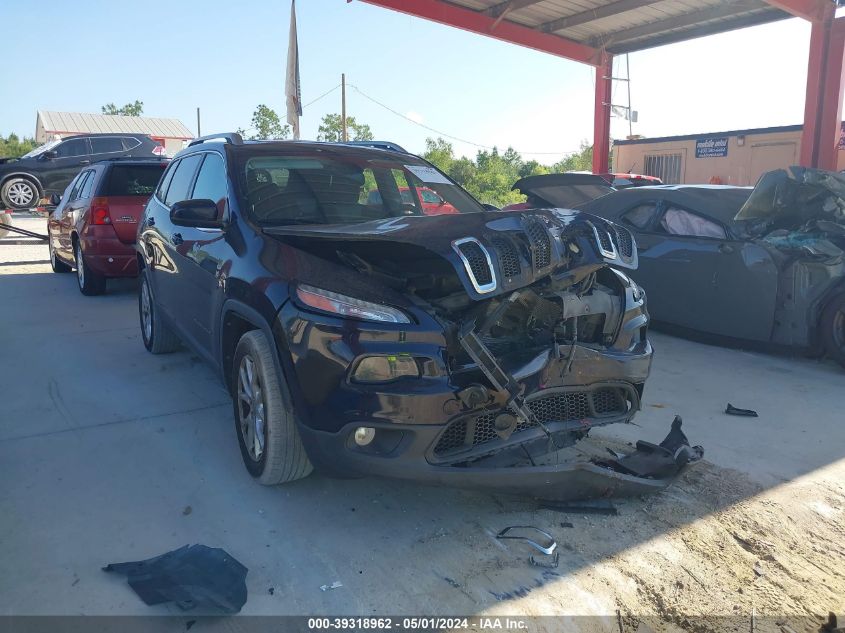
[48,232,72,273]
[1,177,40,210]
[233,330,313,485]
[139,271,181,354]
[820,293,845,368]
[74,241,106,296]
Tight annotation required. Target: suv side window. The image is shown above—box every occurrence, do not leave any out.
[191,153,228,215]
[90,137,124,154]
[156,159,179,203]
[121,137,142,151]
[67,172,88,201]
[78,170,97,199]
[55,138,89,158]
[164,154,203,207]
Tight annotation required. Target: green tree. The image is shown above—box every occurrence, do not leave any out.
[238,104,290,140]
[552,141,593,173]
[101,100,144,116]
[0,133,37,158]
[317,113,373,142]
[421,137,454,173]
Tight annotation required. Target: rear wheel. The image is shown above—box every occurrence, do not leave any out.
[74,241,106,295]
[233,330,313,485]
[820,293,845,368]
[139,271,181,353]
[1,177,39,210]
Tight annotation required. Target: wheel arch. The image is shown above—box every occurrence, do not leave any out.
[219,300,284,397]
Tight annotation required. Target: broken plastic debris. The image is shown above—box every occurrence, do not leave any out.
[725,403,759,417]
[496,526,557,555]
[529,552,560,569]
[595,415,703,480]
[103,544,247,614]
[320,581,343,591]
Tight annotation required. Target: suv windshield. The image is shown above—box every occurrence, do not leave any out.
[21,139,61,159]
[236,151,484,225]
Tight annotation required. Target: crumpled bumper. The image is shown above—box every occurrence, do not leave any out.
[297,415,702,501]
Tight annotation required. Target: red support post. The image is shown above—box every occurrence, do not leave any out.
[593,51,613,174]
[800,3,845,170]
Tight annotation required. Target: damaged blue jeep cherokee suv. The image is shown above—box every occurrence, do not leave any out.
[137,133,660,499]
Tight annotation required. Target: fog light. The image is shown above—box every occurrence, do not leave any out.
[352,355,420,383]
[354,426,376,446]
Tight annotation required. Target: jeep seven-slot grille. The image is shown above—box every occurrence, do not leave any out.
[524,220,552,269]
[491,237,521,278]
[613,225,634,259]
[456,241,493,286]
[596,227,614,253]
[433,387,628,456]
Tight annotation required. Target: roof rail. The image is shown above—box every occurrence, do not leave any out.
[188,132,244,147]
[344,140,408,153]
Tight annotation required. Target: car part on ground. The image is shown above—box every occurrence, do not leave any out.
[496,526,557,555]
[136,137,669,500]
[103,544,248,614]
[725,403,758,417]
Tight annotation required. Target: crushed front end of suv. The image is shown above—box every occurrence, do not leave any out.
[137,134,693,500]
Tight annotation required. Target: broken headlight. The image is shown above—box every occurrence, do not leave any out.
[352,355,420,383]
[296,284,410,324]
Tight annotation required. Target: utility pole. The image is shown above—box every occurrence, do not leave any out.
[626,55,633,138]
[341,73,348,142]
[196,107,201,137]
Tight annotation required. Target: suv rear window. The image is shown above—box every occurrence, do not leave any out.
[103,164,167,196]
[91,137,124,153]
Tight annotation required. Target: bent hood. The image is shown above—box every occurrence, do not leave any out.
[264,209,637,301]
[736,166,845,232]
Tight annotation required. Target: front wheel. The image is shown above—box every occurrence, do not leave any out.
[139,271,181,353]
[233,330,313,485]
[820,294,845,368]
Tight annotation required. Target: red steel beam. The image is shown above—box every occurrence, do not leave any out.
[763,0,829,22]
[593,51,613,174]
[356,0,603,65]
[816,16,845,168]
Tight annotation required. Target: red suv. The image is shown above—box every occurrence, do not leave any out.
[48,158,168,295]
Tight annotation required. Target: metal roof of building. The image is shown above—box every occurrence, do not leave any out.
[365,0,796,57]
[38,111,194,139]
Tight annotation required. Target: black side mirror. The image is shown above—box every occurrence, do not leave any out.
[49,193,61,206]
[170,199,225,229]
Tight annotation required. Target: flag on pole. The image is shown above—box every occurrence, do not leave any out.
[285,0,302,140]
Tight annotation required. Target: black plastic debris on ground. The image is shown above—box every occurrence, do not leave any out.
[725,403,759,417]
[595,415,704,480]
[540,499,618,515]
[103,544,247,614]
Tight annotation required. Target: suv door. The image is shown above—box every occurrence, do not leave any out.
[171,152,230,355]
[143,154,203,342]
[40,138,92,194]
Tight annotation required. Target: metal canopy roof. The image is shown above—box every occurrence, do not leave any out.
[360,0,800,63]
[460,0,791,54]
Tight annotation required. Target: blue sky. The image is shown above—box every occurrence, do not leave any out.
[0,0,815,161]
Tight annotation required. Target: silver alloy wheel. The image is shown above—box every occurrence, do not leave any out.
[237,355,266,462]
[75,245,85,287]
[7,181,35,207]
[140,280,153,342]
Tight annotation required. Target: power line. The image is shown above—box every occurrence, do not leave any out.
[346,83,583,157]
[303,84,340,109]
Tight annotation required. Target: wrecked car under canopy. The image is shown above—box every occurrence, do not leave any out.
[261,209,701,500]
